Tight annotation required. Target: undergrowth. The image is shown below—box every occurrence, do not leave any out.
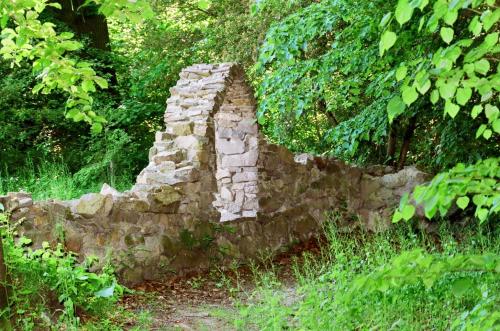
[0,213,124,330]
[0,159,133,201]
[235,219,500,330]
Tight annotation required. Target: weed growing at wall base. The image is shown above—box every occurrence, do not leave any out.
[0,213,124,330]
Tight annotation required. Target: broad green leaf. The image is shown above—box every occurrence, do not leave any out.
[471,105,483,119]
[95,283,116,298]
[476,208,488,222]
[444,10,458,25]
[476,124,487,138]
[396,65,408,81]
[493,119,500,133]
[395,0,413,26]
[483,129,492,139]
[402,85,419,105]
[485,104,499,122]
[402,204,416,221]
[469,16,482,36]
[82,80,96,92]
[417,79,431,95]
[451,278,473,297]
[474,59,490,75]
[387,96,406,123]
[91,122,103,134]
[380,12,392,27]
[456,87,472,106]
[456,196,470,210]
[440,27,454,44]
[430,89,440,104]
[445,101,459,118]
[198,0,211,10]
[94,77,109,89]
[482,9,500,32]
[380,30,397,56]
[392,210,403,223]
[439,82,457,100]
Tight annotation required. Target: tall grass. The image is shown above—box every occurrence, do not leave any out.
[235,219,500,330]
[0,159,133,201]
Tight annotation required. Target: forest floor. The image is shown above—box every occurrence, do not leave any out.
[99,239,321,330]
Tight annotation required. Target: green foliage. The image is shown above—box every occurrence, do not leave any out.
[253,0,425,160]
[234,221,500,330]
[382,0,499,136]
[0,0,153,132]
[394,158,499,223]
[383,0,499,223]
[0,213,123,329]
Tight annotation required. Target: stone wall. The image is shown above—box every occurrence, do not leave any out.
[0,63,429,284]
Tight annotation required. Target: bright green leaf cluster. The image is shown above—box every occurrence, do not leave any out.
[0,0,153,132]
[393,158,499,223]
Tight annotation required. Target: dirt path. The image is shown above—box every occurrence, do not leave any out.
[110,238,321,330]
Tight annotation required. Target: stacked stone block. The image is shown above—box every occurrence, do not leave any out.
[212,75,260,221]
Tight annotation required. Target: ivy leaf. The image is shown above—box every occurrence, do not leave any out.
[445,101,459,118]
[387,96,406,123]
[456,196,470,210]
[380,30,397,56]
[456,87,472,106]
[395,0,413,26]
[402,85,419,105]
[440,27,454,44]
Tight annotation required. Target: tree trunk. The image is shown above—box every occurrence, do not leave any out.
[56,0,118,94]
[58,0,111,51]
[386,124,397,165]
[397,116,417,171]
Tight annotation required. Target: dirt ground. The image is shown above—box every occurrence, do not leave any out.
[112,238,323,330]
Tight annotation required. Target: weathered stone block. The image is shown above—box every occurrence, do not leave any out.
[74,193,113,218]
[221,150,258,167]
[216,138,245,155]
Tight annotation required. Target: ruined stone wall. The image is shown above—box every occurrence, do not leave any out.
[0,63,429,284]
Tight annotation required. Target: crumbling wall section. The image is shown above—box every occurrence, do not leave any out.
[0,63,430,284]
